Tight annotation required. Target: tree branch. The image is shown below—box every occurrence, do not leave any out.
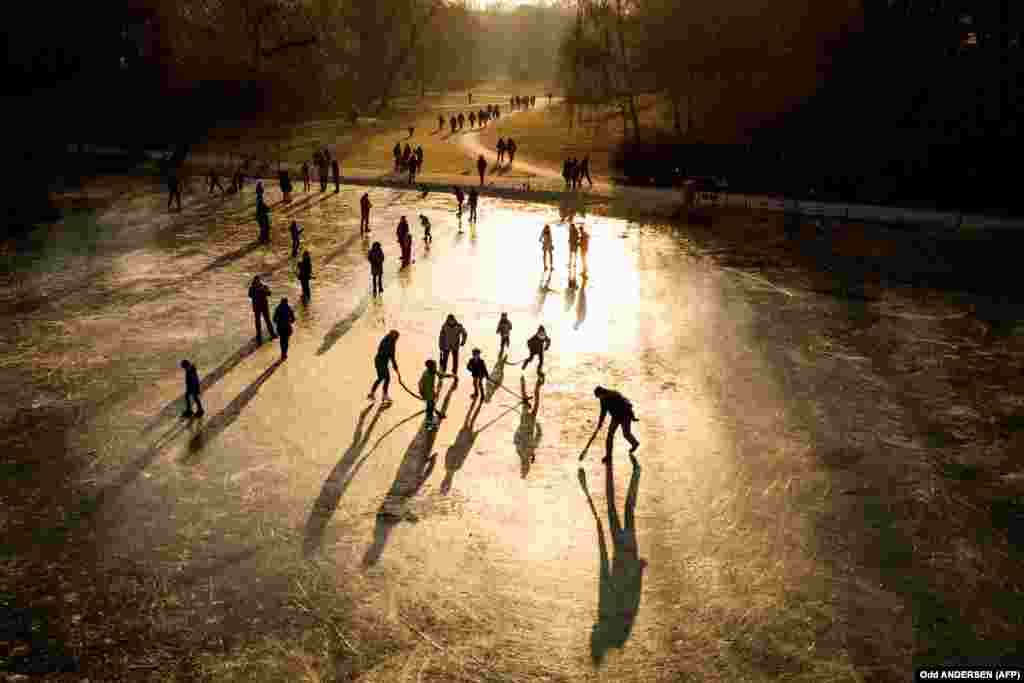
[261,36,317,58]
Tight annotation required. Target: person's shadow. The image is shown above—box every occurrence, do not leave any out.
[574,279,588,330]
[514,376,543,478]
[578,460,645,668]
[303,404,385,557]
[362,383,456,566]
[440,399,484,494]
[564,274,578,312]
[535,270,554,317]
[484,349,506,403]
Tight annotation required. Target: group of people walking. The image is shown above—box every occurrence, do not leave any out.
[563,156,593,190]
[445,104,500,134]
[496,137,518,165]
[393,142,425,183]
[510,95,536,111]
[451,185,479,220]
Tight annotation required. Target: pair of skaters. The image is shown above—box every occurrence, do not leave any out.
[540,223,590,271]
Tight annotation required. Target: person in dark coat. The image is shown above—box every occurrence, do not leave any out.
[580,155,593,187]
[248,276,275,342]
[453,186,465,216]
[396,216,411,267]
[407,154,418,184]
[297,251,313,303]
[562,159,571,189]
[438,314,468,375]
[255,180,264,204]
[497,138,506,164]
[332,158,340,193]
[507,138,517,164]
[419,214,432,243]
[450,116,457,134]
[279,168,292,203]
[393,142,402,172]
[180,360,204,417]
[416,146,424,168]
[477,155,486,186]
[583,386,640,464]
[318,152,330,192]
[468,188,479,222]
[466,348,490,399]
[360,192,372,234]
[289,220,303,257]
[167,170,182,211]
[439,114,445,130]
[496,313,512,355]
[301,161,310,192]
[272,298,296,359]
[368,329,400,404]
[469,112,476,128]
[256,197,271,243]
[368,241,385,296]
[522,325,551,373]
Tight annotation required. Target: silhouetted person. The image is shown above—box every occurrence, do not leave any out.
[420,359,454,430]
[540,224,554,269]
[454,186,465,216]
[466,348,490,399]
[301,161,311,192]
[507,138,517,164]
[450,116,457,133]
[181,360,204,418]
[469,112,476,128]
[397,216,411,268]
[580,155,593,187]
[318,152,329,192]
[477,155,486,186]
[468,188,479,222]
[273,298,295,360]
[255,180,264,204]
[522,325,551,374]
[400,231,412,267]
[289,220,303,257]
[248,276,275,342]
[256,197,271,243]
[458,112,465,130]
[297,250,313,303]
[467,91,472,104]
[496,312,512,355]
[360,192,372,234]
[279,168,292,203]
[167,170,182,211]
[208,168,225,194]
[570,157,580,190]
[497,137,506,163]
[332,159,340,192]
[439,114,445,130]
[368,330,400,404]
[438,313,468,374]
[579,226,590,272]
[569,223,579,269]
[562,159,571,189]
[584,386,639,464]
[419,214,432,243]
[393,143,401,172]
[368,241,384,296]
[403,143,412,165]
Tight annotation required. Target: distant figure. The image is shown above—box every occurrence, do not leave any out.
[496,313,512,355]
[279,168,292,203]
[570,157,580,190]
[466,348,490,399]
[507,138,517,164]
[167,170,182,211]
[297,250,313,303]
[450,116,457,133]
[397,216,411,268]
[458,112,465,130]
[420,359,454,431]
[540,224,554,270]
[360,192,372,234]
[208,168,225,194]
[318,150,330,192]
[368,241,385,296]
[332,158,340,193]
[256,180,264,204]
[497,137,506,164]
[248,276,275,342]
[454,186,465,216]
[301,161,311,192]
[408,126,415,138]
[438,313,468,374]
[416,145,424,167]
[407,155,418,184]
[420,214,432,243]
[467,91,473,104]
[289,220,303,257]
[469,112,476,128]
[368,330,400,405]
[468,188,479,222]
[477,155,486,186]
[439,114,445,130]
[583,386,640,464]
[256,197,271,243]
[401,230,413,269]
[522,325,551,374]
[547,93,552,104]
[568,222,579,269]
[580,155,593,187]
[562,159,571,189]
[272,298,296,360]
[180,360,204,418]
[393,143,401,172]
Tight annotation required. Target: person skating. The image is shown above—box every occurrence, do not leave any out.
[368,241,385,296]
[438,314,468,375]
[419,214,432,243]
[496,313,512,355]
[301,161,310,192]
[248,276,276,342]
[568,222,579,269]
[507,138,517,164]
[420,359,454,431]
[581,386,640,464]
[279,168,293,203]
[332,158,340,193]
[289,220,303,257]
[522,325,551,374]
[256,196,271,244]
[453,186,465,216]
[272,297,296,360]
[466,348,490,399]
[359,192,372,234]
[540,224,554,270]
[579,225,590,272]
[208,168,225,194]
[468,188,479,222]
[180,360,204,418]
[400,230,413,268]
[297,250,313,303]
[580,155,593,187]
[477,155,486,186]
[497,138,506,164]
[167,169,182,211]
[396,216,411,268]
[368,330,400,405]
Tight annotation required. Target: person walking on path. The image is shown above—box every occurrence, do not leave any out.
[397,216,411,268]
[167,169,182,211]
[522,325,551,374]
[458,112,466,130]
[466,348,491,399]
[579,226,590,273]
[332,158,341,193]
[301,161,310,192]
[580,155,593,187]
[477,155,487,186]
[256,180,264,204]
[507,138,517,164]
[272,298,296,360]
[318,152,330,192]
[297,250,313,304]
[256,196,271,244]
[540,224,554,270]
[279,168,293,203]
[368,241,385,296]
[469,111,476,128]
[454,186,465,216]
[420,359,454,430]
[180,360,204,418]
[581,386,640,464]
[497,138,506,164]
[420,214,432,243]
[496,313,512,355]
[248,276,276,343]
[360,192,372,234]
[568,223,579,270]
[208,168,225,195]
[289,220,303,257]
[449,115,457,134]
[439,314,468,375]
[468,188,479,222]
[368,330,401,405]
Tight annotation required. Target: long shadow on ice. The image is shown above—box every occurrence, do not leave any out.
[440,397,519,495]
[515,376,543,479]
[316,294,371,356]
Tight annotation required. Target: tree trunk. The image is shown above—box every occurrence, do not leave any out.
[613,0,639,140]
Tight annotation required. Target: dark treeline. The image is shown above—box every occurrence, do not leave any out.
[562,0,1024,213]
